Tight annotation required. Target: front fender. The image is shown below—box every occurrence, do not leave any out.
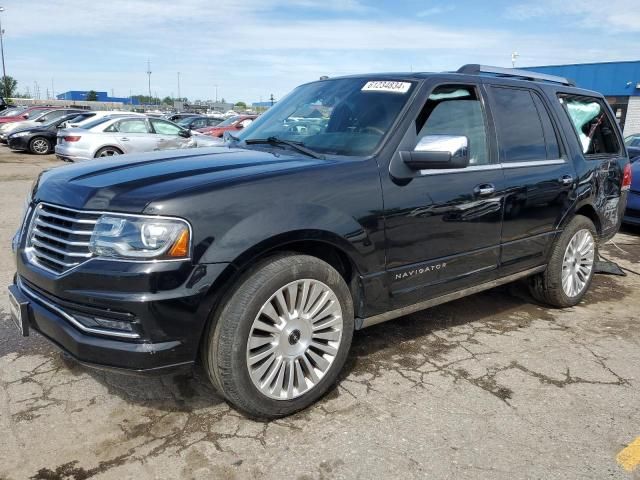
[197,203,378,274]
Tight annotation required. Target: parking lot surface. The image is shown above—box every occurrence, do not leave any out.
[1,148,639,479]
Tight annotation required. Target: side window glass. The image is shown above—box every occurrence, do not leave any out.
[415,85,489,165]
[559,94,620,155]
[117,119,149,133]
[151,119,182,135]
[490,87,546,162]
[531,93,561,159]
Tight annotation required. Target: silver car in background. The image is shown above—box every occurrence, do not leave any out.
[54,115,222,161]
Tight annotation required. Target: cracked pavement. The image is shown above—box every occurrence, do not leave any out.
[1,150,639,479]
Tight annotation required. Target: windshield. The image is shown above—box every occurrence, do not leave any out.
[177,116,200,126]
[217,116,240,127]
[238,78,415,156]
[0,108,23,117]
[78,117,112,130]
[625,136,640,147]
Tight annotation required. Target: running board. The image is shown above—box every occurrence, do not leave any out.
[356,265,546,329]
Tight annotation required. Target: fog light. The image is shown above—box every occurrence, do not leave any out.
[93,317,134,331]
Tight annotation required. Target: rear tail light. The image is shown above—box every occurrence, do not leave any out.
[64,136,81,142]
[622,163,632,191]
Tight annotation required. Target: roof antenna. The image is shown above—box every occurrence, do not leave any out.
[511,52,520,68]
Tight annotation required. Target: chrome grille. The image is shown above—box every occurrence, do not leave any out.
[26,203,100,274]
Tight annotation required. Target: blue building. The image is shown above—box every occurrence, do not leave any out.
[56,91,139,105]
[525,61,640,136]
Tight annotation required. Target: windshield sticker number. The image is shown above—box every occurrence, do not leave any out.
[361,81,411,94]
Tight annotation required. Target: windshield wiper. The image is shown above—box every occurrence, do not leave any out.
[244,136,325,159]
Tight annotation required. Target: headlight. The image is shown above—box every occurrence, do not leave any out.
[89,215,191,260]
[12,131,31,138]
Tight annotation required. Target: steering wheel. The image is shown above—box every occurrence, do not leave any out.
[361,126,385,136]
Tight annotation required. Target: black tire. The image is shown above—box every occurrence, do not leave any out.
[94,146,123,158]
[203,253,354,418]
[529,215,598,308]
[28,136,51,155]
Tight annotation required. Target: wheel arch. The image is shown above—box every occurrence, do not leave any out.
[93,145,124,158]
[195,233,364,365]
[573,203,602,236]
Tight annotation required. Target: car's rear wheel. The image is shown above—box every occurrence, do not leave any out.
[529,215,597,307]
[95,146,123,158]
[203,253,354,418]
[29,137,51,155]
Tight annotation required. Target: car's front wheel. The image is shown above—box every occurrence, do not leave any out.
[203,254,354,418]
[29,137,51,155]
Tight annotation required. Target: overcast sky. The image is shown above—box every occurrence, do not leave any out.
[3,0,639,103]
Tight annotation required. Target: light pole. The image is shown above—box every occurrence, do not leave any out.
[511,51,520,68]
[146,59,152,104]
[177,72,180,100]
[0,7,8,99]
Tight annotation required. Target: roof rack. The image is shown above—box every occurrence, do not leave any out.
[456,64,575,87]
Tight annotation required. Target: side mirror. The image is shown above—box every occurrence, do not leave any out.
[235,124,244,130]
[179,129,191,138]
[22,114,29,119]
[401,135,469,170]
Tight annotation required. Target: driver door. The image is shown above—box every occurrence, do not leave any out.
[381,83,505,309]
[149,118,192,150]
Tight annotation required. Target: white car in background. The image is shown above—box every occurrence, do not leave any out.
[61,110,146,128]
[55,115,221,161]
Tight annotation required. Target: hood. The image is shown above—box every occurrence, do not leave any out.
[1,120,32,131]
[34,146,330,213]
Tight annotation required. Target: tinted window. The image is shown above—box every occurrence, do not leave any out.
[559,94,620,155]
[416,85,489,165]
[491,87,548,162]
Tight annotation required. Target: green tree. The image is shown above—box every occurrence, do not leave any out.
[234,101,247,110]
[85,90,98,101]
[162,96,174,105]
[0,76,18,98]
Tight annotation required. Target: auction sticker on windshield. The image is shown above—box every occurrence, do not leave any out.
[362,81,411,94]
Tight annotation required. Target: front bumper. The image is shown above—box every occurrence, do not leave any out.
[12,249,231,372]
[7,135,29,151]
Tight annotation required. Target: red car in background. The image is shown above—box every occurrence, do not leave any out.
[0,106,52,124]
[196,115,257,137]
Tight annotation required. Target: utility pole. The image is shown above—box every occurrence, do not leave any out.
[146,59,152,104]
[511,51,519,68]
[51,78,55,99]
[215,84,218,103]
[177,72,180,100]
[0,7,8,99]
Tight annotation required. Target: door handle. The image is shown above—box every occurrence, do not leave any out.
[558,175,573,185]
[474,184,495,196]
[119,137,130,141]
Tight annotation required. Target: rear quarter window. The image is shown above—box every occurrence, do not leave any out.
[558,94,620,156]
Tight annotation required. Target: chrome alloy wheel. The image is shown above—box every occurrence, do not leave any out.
[98,148,120,157]
[561,229,595,298]
[31,138,49,154]
[246,279,344,400]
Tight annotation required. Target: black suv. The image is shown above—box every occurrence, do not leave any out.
[9,65,632,418]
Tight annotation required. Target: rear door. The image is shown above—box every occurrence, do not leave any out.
[108,118,156,154]
[485,84,576,274]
